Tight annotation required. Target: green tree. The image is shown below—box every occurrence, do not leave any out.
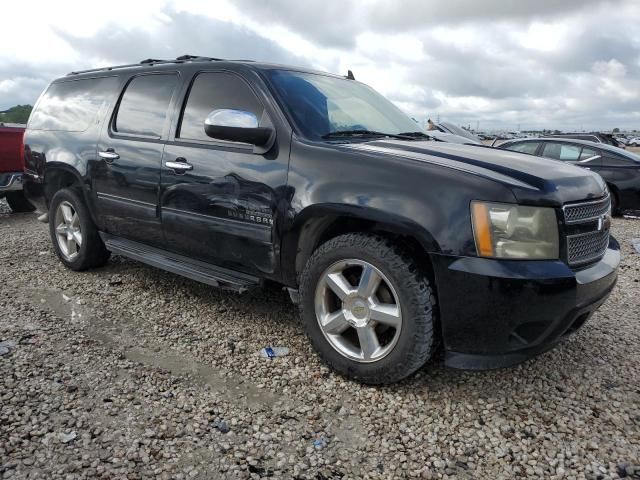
[613,127,620,133]
[0,105,33,124]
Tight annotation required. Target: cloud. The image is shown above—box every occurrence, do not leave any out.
[54,9,306,69]
[0,61,75,111]
[0,0,639,131]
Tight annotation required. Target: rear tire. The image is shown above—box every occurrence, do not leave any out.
[49,188,110,271]
[5,191,35,213]
[299,233,436,384]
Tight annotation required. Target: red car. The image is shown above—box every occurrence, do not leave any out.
[0,123,34,212]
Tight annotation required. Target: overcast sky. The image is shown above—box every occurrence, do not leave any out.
[1,0,639,131]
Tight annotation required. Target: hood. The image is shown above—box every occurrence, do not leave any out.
[341,140,607,206]
[427,130,483,145]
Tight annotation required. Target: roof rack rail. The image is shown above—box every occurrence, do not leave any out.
[67,55,254,76]
[175,54,225,61]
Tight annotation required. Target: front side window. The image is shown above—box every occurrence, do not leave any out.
[114,74,178,138]
[29,77,119,132]
[505,142,540,155]
[178,72,264,143]
[267,70,420,140]
[542,142,581,161]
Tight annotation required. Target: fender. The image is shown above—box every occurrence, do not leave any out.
[280,203,442,286]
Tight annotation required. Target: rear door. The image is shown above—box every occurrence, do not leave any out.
[93,72,180,244]
[540,142,603,170]
[159,70,289,275]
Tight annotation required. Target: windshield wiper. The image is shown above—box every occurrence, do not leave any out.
[322,130,415,140]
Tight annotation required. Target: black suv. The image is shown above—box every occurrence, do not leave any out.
[23,56,620,384]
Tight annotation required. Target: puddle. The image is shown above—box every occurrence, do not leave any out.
[24,287,280,409]
[18,285,367,447]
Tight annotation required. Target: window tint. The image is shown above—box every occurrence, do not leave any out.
[115,74,178,138]
[542,143,581,161]
[505,142,540,155]
[29,77,119,132]
[580,147,599,160]
[267,70,420,140]
[603,153,634,166]
[179,72,264,142]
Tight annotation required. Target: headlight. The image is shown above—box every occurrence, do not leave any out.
[471,201,559,259]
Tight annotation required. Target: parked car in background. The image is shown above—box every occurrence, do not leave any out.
[498,137,640,214]
[0,123,34,212]
[434,121,484,144]
[23,56,619,383]
[425,129,482,145]
[544,133,625,149]
[627,137,640,147]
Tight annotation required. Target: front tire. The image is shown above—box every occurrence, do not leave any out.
[299,234,436,384]
[609,187,622,217]
[49,188,110,271]
[5,191,35,213]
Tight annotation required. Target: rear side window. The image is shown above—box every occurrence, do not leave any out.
[29,77,119,132]
[505,142,540,155]
[114,74,179,138]
[580,147,599,160]
[178,72,264,142]
[542,143,581,161]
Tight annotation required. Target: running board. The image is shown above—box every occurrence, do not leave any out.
[101,234,259,293]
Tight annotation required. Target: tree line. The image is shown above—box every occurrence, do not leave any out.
[0,105,33,124]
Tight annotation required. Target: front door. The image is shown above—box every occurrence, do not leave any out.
[93,72,180,244]
[160,71,289,276]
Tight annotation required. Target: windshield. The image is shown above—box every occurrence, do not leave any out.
[266,70,421,140]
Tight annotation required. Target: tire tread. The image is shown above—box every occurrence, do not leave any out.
[299,233,436,384]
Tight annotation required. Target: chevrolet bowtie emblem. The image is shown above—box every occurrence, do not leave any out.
[597,214,611,232]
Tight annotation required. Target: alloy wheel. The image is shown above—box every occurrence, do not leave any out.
[314,259,402,362]
[54,201,83,261]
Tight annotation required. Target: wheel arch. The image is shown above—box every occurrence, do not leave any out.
[44,163,85,205]
[43,163,100,225]
[281,204,441,288]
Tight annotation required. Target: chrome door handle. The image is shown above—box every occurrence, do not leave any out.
[165,161,193,171]
[99,150,120,162]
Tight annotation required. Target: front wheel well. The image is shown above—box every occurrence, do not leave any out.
[294,216,437,290]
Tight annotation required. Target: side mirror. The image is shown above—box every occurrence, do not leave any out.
[204,109,273,148]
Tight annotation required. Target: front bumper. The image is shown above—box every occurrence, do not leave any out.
[432,237,620,370]
[0,172,23,193]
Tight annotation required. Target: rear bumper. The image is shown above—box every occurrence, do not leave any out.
[432,237,620,370]
[0,172,23,193]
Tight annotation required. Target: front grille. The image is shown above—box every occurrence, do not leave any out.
[567,229,610,266]
[563,195,611,224]
[563,195,611,267]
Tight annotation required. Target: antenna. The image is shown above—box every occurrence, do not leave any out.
[346,70,355,80]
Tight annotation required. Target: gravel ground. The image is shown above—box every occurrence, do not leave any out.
[1,198,639,479]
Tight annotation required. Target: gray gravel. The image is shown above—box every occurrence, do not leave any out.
[1,197,639,479]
